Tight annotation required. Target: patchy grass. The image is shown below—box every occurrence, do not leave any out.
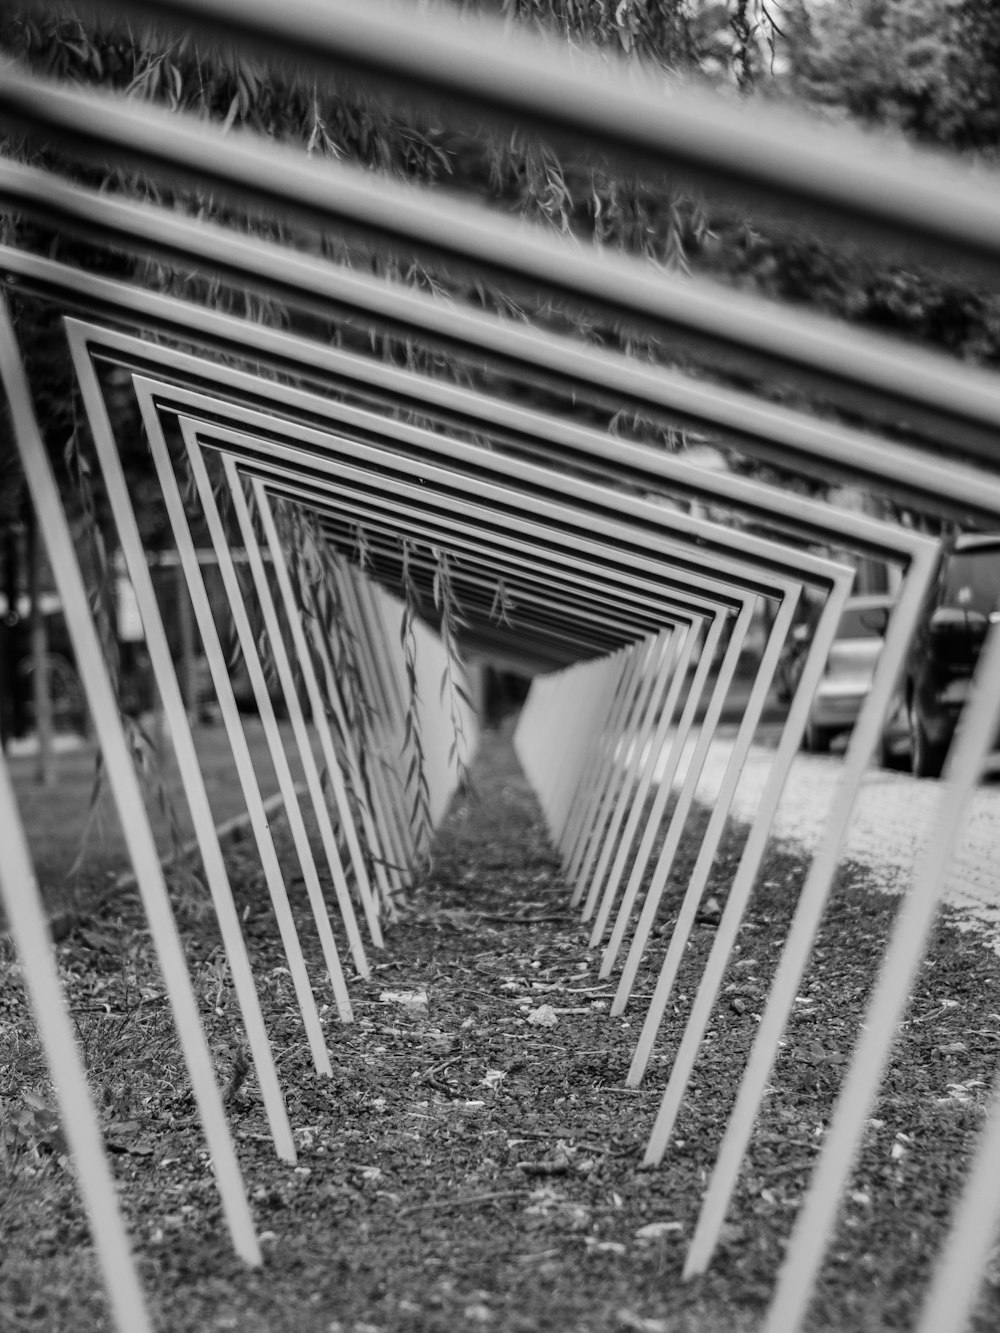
[5,717,311,911]
[1,725,999,1332]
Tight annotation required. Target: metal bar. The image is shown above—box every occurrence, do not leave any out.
[577,623,700,920]
[558,645,649,874]
[223,457,371,975]
[0,297,261,1266]
[762,577,999,1331]
[562,648,647,884]
[626,589,800,1084]
[281,483,727,636]
[566,632,676,895]
[576,624,700,927]
[0,748,154,1333]
[682,540,938,1276]
[65,321,297,1163]
[602,597,757,992]
[175,416,353,1020]
[914,1068,1000,1333]
[294,551,403,911]
[637,573,852,1167]
[45,0,1000,283]
[338,567,416,888]
[252,483,385,948]
[18,270,934,565]
[0,210,975,533]
[134,383,812,597]
[589,610,727,950]
[126,381,332,1076]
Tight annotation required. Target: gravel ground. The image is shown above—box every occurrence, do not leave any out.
[644,726,1000,954]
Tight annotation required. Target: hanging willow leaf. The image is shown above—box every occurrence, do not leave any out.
[431,546,474,800]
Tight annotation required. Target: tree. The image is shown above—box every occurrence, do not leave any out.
[793,0,1000,152]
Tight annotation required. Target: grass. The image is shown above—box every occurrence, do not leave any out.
[5,715,312,904]
[1,723,999,1332]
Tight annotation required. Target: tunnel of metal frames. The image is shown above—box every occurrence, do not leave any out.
[2,2,1000,1330]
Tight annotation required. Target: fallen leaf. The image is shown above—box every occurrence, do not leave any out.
[616,1310,671,1332]
[634,1221,683,1242]
[379,990,428,1010]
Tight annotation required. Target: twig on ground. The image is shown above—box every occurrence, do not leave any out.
[397,1190,523,1218]
[412,1055,462,1086]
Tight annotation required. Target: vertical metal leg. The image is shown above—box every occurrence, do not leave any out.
[176,421,352,1021]
[130,386,331,1075]
[223,461,371,977]
[0,308,259,1266]
[579,623,699,929]
[914,1068,1000,1333]
[565,645,657,885]
[683,551,934,1279]
[555,652,633,866]
[67,329,295,1162]
[343,571,418,882]
[638,577,853,1173]
[578,631,678,922]
[297,556,401,913]
[761,552,1000,1332]
[590,613,723,951]
[339,570,414,875]
[626,590,799,1083]
[254,487,384,948]
[568,643,658,904]
[0,750,154,1332]
[530,658,582,842]
[606,597,756,999]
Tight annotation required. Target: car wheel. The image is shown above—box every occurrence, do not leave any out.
[802,719,831,753]
[909,701,947,779]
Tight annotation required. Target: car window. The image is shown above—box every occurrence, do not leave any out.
[941,547,1000,614]
[836,606,888,639]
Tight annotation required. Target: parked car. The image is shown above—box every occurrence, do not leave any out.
[892,533,1000,778]
[799,593,895,754]
[773,592,823,703]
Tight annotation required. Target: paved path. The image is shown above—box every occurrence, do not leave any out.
[651,727,1000,954]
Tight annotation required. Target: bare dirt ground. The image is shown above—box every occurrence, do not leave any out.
[2,723,999,1332]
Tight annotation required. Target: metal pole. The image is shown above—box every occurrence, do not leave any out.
[252,483,384,948]
[577,625,699,925]
[66,324,296,1162]
[626,588,799,1083]
[0,298,260,1266]
[578,623,688,917]
[128,385,332,1076]
[0,747,154,1332]
[294,549,401,913]
[566,640,657,885]
[638,574,853,1169]
[603,596,757,992]
[175,417,353,1021]
[566,634,672,893]
[223,458,371,976]
[589,612,726,948]
[683,545,937,1276]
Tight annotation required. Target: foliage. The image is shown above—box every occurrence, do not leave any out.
[398,536,434,863]
[792,0,1000,151]
[283,502,387,876]
[431,546,474,795]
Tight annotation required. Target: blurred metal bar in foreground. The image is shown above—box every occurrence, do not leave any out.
[32,0,1000,285]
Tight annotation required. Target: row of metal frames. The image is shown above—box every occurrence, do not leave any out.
[1,2,1000,1331]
